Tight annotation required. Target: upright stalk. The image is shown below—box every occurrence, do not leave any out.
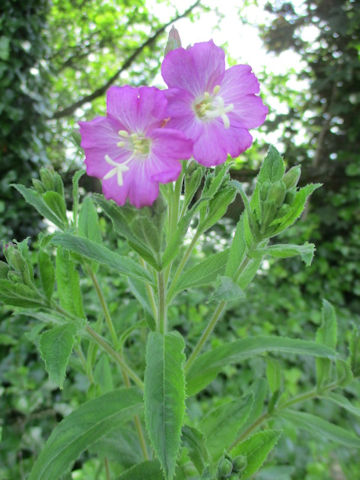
[158,271,167,334]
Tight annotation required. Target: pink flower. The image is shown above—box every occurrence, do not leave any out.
[79,86,193,208]
[161,40,268,167]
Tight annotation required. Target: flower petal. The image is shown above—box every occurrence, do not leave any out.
[192,122,228,166]
[106,86,139,131]
[229,95,268,129]
[162,40,225,97]
[220,65,261,98]
[79,117,130,178]
[137,87,168,131]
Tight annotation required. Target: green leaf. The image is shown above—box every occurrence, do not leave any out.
[237,256,263,289]
[94,354,113,394]
[231,430,282,479]
[144,331,186,480]
[270,183,321,235]
[0,260,10,278]
[39,324,77,388]
[199,395,253,461]
[255,242,315,266]
[239,379,268,436]
[320,392,360,417]
[52,233,153,284]
[209,276,244,303]
[0,36,10,61]
[28,388,143,480]
[170,250,229,298]
[186,336,337,396]
[266,358,282,394]
[56,246,85,318]
[0,279,44,308]
[316,300,337,388]
[78,196,102,243]
[127,278,153,317]
[258,146,285,184]
[281,410,360,448]
[12,184,67,229]
[38,250,55,300]
[118,460,163,479]
[42,191,68,226]
[182,425,210,474]
[198,186,236,233]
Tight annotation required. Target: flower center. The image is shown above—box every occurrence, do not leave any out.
[193,85,234,128]
[103,131,152,186]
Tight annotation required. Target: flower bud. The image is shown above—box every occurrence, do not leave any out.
[283,165,301,190]
[40,167,55,191]
[217,457,233,478]
[32,178,46,194]
[232,455,247,473]
[164,26,182,55]
[266,180,286,207]
[260,180,271,201]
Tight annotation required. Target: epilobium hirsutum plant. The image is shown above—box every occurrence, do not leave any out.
[2,29,360,480]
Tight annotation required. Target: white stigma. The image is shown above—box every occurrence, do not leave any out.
[104,154,129,186]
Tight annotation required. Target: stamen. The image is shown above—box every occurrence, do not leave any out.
[117,141,125,147]
[213,85,220,94]
[118,130,129,137]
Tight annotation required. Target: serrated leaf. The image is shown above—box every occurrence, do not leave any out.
[199,187,236,233]
[28,388,143,480]
[118,460,163,479]
[320,392,360,417]
[56,246,85,318]
[281,409,360,448]
[12,184,66,229]
[182,425,210,474]
[0,279,45,308]
[255,242,315,266]
[186,336,337,396]
[200,395,253,460]
[78,196,102,243]
[39,324,77,388]
[231,430,282,479]
[144,331,186,480]
[38,250,55,300]
[52,233,153,284]
[170,250,229,298]
[270,183,321,235]
[239,379,268,436]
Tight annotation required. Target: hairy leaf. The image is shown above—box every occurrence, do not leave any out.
[144,331,186,479]
[28,388,143,480]
[187,336,337,396]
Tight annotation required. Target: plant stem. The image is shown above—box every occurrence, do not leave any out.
[167,231,201,302]
[185,301,227,372]
[87,267,118,347]
[158,271,167,334]
[230,382,340,450]
[85,325,144,389]
[104,457,111,480]
[139,257,158,321]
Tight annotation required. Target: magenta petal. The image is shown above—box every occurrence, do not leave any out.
[221,125,253,158]
[79,117,129,178]
[220,65,261,99]
[230,95,269,129]
[193,122,228,167]
[106,86,140,131]
[151,128,193,160]
[162,40,225,97]
[137,87,168,131]
[128,162,160,208]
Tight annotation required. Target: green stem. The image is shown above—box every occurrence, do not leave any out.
[139,257,158,321]
[167,231,201,302]
[87,267,118,347]
[75,345,94,384]
[104,457,111,480]
[230,382,340,450]
[185,254,252,372]
[185,301,227,372]
[158,271,167,334]
[85,325,144,389]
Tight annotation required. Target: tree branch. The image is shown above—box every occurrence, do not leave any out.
[52,0,202,119]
